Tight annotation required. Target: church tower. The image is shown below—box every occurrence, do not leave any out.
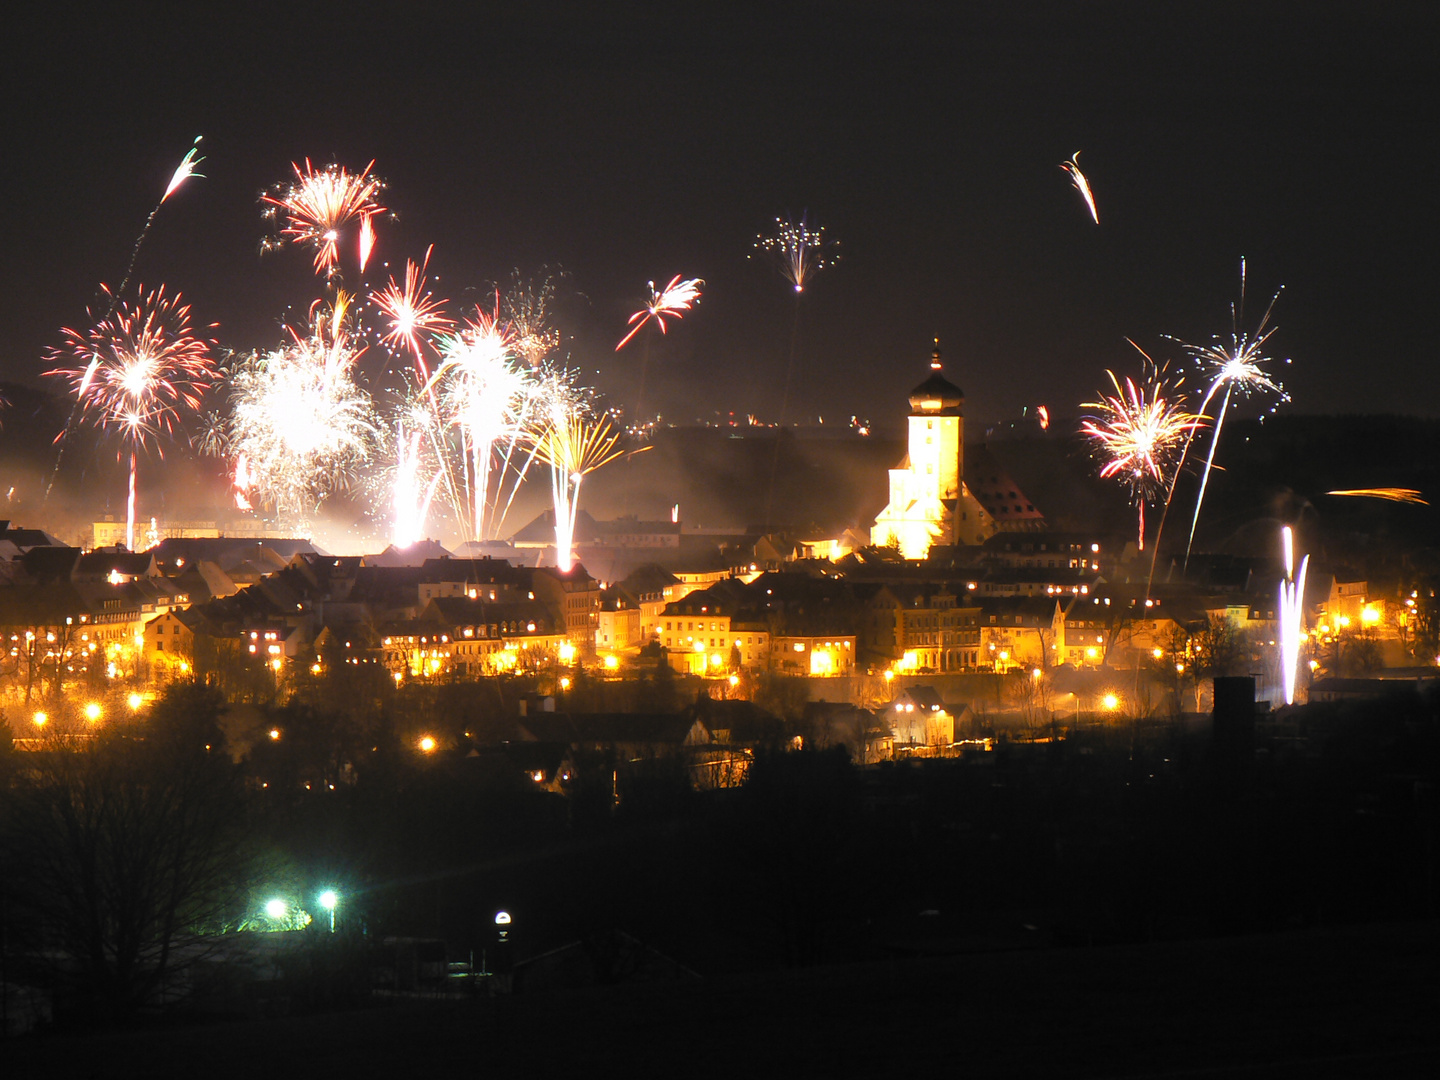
[905,340,964,514]
[871,340,992,557]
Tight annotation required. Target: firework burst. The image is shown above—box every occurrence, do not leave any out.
[615,275,703,351]
[47,284,216,548]
[501,270,562,368]
[262,160,386,277]
[751,214,837,293]
[1081,367,1205,551]
[224,309,378,527]
[1169,260,1289,564]
[371,246,453,374]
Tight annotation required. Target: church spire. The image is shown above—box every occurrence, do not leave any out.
[931,337,942,371]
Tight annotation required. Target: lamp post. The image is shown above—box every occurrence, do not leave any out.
[318,889,338,932]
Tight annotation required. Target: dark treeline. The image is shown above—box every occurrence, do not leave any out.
[3,676,1438,1032]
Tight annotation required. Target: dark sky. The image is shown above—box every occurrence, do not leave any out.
[5,1,1437,430]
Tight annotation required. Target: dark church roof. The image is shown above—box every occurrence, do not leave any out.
[908,341,963,413]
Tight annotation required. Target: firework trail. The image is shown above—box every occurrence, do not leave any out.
[224,307,378,528]
[531,412,628,572]
[750,214,837,294]
[1326,488,1428,505]
[502,270,562,368]
[262,160,385,277]
[750,213,838,521]
[615,275,702,352]
[1061,152,1099,224]
[1170,260,1288,566]
[44,138,207,505]
[1278,525,1310,706]
[1080,366,1205,551]
[46,284,216,548]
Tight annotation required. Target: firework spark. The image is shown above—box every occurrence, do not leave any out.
[162,137,206,203]
[1081,367,1205,551]
[1061,152,1099,224]
[531,412,628,572]
[1170,260,1289,564]
[47,284,216,548]
[262,160,386,276]
[1326,488,1428,505]
[1278,525,1310,706]
[224,313,378,527]
[751,214,837,293]
[615,275,703,351]
[371,247,453,374]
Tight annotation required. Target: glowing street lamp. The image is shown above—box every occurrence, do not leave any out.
[32,711,47,727]
[84,702,103,723]
[418,735,437,753]
[127,692,144,710]
[317,889,339,932]
[264,898,288,921]
[1102,693,1120,711]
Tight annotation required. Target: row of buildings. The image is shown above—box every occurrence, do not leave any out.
[1,514,1402,714]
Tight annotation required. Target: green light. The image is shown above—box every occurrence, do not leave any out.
[318,889,338,911]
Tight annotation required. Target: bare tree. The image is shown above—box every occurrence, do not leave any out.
[0,683,258,1022]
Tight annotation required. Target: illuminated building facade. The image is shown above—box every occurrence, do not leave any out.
[871,343,992,558]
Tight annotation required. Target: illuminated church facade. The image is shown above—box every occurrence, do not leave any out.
[870,343,995,558]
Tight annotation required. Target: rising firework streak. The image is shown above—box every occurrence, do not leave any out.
[1171,260,1289,566]
[1061,152,1099,224]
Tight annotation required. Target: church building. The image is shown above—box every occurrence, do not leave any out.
[870,342,996,558]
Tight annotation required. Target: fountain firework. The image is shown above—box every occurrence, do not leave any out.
[1277,525,1310,706]
[427,306,535,542]
[531,412,627,572]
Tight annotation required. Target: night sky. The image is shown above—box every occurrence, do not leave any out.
[5,2,1437,432]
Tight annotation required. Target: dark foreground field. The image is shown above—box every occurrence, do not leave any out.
[9,920,1436,1079]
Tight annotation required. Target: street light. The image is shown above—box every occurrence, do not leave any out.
[317,889,338,932]
[264,898,288,920]
[84,702,103,723]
